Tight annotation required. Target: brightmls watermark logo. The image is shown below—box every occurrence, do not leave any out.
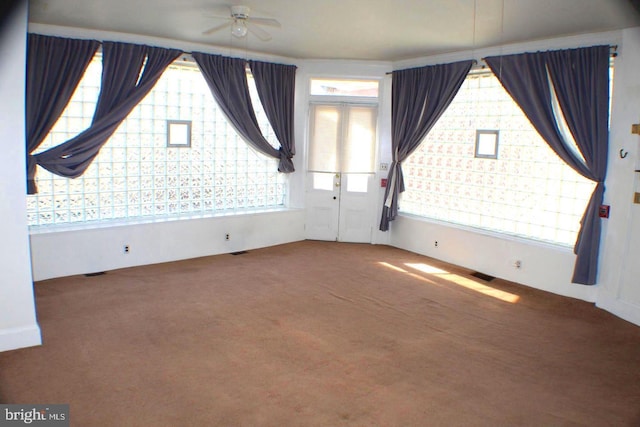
[0,405,68,426]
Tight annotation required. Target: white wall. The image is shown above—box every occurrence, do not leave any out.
[31,210,305,281]
[596,27,640,326]
[391,217,596,301]
[0,2,42,351]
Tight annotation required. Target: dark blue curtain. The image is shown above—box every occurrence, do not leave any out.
[249,60,297,173]
[26,34,99,194]
[379,60,473,231]
[485,45,610,285]
[193,53,291,171]
[33,42,181,180]
[0,0,21,31]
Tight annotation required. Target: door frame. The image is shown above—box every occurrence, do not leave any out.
[305,101,380,242]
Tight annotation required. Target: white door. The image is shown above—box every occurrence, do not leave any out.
[305,103,378,242]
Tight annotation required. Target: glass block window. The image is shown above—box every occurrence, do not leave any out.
[401,71,597,247]
[27,56,286,227]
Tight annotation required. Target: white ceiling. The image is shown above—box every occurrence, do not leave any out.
[28,0,640,61]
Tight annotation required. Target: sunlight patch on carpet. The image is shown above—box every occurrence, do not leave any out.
[403,262,520,303]
[377,262,440,286]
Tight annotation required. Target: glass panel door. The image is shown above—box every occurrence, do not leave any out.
[306,103,377,242]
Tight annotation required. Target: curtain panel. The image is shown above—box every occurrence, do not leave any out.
[248,60,297,172]
[26,34,100,194]
[193,52,296,172]
[379,60,474,231]
[484,45,610,285]
[32,42,181,181]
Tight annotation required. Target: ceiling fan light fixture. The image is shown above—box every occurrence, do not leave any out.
[202,5,278,41]
[231,19,248,38]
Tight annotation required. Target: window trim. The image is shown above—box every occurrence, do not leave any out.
[474,129,499,159]
[166,120,192,148]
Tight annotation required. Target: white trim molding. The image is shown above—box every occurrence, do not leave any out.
[0,325,42,353]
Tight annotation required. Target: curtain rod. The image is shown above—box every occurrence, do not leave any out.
[385,59,477,75]
[479,45,618,62]
[175,51,296,68]
[79,40,291,66]
[386,45,618,75]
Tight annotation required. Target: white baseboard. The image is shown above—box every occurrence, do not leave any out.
[597,292,640,327]
[0,324,42,352]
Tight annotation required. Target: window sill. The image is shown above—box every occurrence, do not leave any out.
[28,207,298,235]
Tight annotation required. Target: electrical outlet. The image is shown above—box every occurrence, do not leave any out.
[225,233,230,241]
[124,245,130,254]
[380,163,389,171]
[434,241,438,247]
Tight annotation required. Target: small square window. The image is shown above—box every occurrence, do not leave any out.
[167,120,191,147]
[475,129,499,159]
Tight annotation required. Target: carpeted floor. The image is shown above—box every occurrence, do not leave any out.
[1,241,640,426]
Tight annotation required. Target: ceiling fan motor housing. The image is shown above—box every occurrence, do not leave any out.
[231,5,251,20]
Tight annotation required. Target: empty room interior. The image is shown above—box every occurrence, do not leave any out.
[2,0,640,424]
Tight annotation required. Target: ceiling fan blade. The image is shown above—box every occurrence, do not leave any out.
[246,22,272,41]
[202,21,231,35]
[249,17,281,28]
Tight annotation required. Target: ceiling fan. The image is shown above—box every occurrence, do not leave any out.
[202,5,281,41]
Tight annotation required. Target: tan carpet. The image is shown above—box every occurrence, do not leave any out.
[1,241,640,426]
